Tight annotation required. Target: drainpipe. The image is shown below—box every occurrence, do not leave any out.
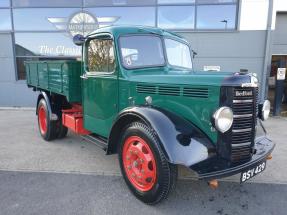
[261,0,274,102]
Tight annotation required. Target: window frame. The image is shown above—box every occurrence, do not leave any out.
[84,33,116,75]
[163,36,193,70]
[118,34,167,70]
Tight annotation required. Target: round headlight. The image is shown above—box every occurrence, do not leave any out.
[261,100,270,120]
[213,107,233,133]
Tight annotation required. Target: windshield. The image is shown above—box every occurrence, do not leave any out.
[165,38,192,69]
[119,35,165,69]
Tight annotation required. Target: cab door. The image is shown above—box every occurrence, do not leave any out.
[81,35,118,137]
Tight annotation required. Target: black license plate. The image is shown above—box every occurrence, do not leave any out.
[240,161,266,183]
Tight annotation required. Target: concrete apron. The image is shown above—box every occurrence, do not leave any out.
[0,109,286,185]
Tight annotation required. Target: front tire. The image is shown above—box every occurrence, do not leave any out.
[118,122,177,204]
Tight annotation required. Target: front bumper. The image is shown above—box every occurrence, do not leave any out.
[190,137,275,180]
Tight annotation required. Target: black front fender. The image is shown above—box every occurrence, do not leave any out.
[108,106,215,167]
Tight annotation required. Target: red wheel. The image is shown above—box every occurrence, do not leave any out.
[122,136,157,192]
[118,122,177,204]
[38,104,47,135]
[37,98,58,141]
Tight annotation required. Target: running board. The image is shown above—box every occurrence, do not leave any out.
[81,134,108,151]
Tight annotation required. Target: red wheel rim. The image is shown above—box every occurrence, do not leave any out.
[38,105,47,135]
[122,136,157,192]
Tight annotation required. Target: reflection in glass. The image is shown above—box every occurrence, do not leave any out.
[84,0,156,7]
[13,8,81,31]
[15,33,81,57]
[0,9,11,30]
[0,0,9,7]
[87,39,115,73]
[196,0,237,4]
[87,7,155,28]
[158,0,195,4]
[165,39,192,69]
[197,5,236,29]
[12,0,82,7]
[119,35,164,68]
[158,6,195,29]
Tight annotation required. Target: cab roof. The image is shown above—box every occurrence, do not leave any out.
[88,25,187,42]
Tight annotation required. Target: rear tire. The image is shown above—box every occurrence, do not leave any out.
[37,99,58,141]
[56,122,68,139]
[118,122,177,204]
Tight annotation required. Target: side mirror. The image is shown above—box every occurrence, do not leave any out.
[73,34,85,46]
[192,50,197,59]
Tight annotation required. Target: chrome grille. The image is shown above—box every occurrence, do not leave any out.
[231,87,257,162]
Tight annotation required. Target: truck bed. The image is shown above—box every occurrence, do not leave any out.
[25,60,82,103]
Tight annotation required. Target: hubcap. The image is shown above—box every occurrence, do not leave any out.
[38,105,47,135]
[122,136,157,192]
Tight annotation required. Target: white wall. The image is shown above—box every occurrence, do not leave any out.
[239,0,269,31]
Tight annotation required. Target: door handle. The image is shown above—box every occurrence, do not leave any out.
[80,74,88,79]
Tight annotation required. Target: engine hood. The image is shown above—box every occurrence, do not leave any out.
[127,69,256,144]
[127,69,252,87]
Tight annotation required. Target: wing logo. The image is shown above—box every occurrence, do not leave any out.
[48,11,119,37]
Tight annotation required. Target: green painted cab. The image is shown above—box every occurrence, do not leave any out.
[25,60,82,102]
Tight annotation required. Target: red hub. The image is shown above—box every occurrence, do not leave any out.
[122,136,157,192]
[38,105,47,135]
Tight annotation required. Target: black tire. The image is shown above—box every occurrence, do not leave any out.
[56,121,68,139]
[37,99,58,141]
[118,122,178,204]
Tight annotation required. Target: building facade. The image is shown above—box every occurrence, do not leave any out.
[0,0,286,107]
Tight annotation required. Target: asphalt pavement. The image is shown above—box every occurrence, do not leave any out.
[0,109,286,215]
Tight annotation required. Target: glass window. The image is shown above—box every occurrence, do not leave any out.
[87,39,115,73]
[87,7,155,28]
[158,0,195,4]
[12,0,82,7]
[119,35,165,69]
[0,0,10,7]
[13,8,81,31]
[165,39,192,69]
[196,5,236,29]
[158,6,195,29]
[15,33,81,57]
[0,9,11,30]
[197,0,237,4]
[84,0,156,7]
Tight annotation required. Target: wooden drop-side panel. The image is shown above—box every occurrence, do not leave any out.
[25,60,82,103]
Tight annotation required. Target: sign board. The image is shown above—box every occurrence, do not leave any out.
[203,66,221,72]
[277,68,286,80]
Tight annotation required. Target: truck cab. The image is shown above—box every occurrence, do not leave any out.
[26,26,275,204]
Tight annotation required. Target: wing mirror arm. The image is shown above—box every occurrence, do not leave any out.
[192,50,197,59]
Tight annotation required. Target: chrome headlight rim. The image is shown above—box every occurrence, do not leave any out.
[261,100,271,121]
[213,106,234,133]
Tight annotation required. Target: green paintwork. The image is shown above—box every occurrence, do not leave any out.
[25,60,82,103]
[26,26,234,144]
[81,26,229,143]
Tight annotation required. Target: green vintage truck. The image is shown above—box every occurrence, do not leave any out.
[26,26,274,204]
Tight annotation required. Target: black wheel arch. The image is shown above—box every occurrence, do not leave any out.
[107,106,215,167]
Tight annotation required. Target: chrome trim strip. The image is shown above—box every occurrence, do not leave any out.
[232,128,252,133]
[233,114,253,118]
[232,142,251,147]
[233,99,253,103]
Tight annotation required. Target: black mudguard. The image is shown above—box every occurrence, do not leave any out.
[108,106,215,167]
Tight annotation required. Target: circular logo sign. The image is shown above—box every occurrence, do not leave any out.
[68,12,99,37]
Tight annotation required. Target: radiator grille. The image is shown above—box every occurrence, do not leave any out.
[231,87,257,162]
